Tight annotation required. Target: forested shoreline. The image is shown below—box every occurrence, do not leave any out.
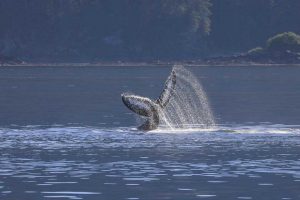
[0,0,299,63]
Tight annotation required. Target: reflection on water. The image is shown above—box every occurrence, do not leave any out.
[1,125,300,200]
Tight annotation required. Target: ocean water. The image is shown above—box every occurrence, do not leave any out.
[0,65,300,200]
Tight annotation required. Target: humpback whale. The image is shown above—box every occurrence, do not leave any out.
[121,69,176,131]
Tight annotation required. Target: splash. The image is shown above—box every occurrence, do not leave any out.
[158,65,215,129]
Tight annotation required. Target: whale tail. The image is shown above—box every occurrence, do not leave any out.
[156,70,176,108]
[121,68,176,130]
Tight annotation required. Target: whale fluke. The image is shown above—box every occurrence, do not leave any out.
[121,68,176,131]
[156,70,176,108]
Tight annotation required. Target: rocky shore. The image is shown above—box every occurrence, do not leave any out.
[202,50,300,65]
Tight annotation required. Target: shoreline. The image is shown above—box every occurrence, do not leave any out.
[2,61,300,67]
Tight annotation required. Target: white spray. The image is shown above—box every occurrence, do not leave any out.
[158,65,215,129]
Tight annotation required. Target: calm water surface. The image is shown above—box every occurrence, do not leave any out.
[0,65,300,200]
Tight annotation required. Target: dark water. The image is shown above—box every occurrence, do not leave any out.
[0,66,300,200]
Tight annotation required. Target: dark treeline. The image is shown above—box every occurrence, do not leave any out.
[0,0,299,62]
[210,0,300,54]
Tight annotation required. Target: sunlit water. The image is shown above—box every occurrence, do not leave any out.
[1,125,300,200]
[1,66,300,199]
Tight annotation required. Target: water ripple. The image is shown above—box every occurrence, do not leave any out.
[0,124,300,199]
